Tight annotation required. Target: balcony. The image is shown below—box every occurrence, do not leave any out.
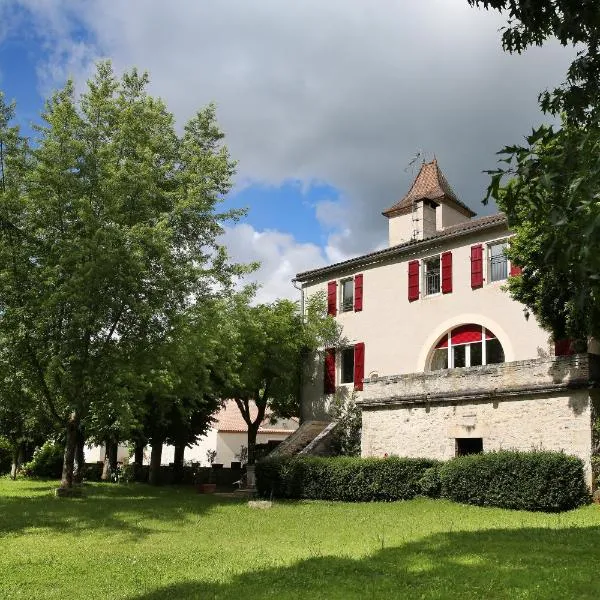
[359,354,599,408]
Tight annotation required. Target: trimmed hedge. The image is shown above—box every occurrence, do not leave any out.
[440,450,589,512]
[256,456,439,501]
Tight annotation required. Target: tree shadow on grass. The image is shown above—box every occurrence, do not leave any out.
[0,482,241,540]
[128,525,600,600]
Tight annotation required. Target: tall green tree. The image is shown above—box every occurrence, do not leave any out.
[469,1,600,344]
[468,1,600,123]
[223,291,340,464]
[0,62,241,490]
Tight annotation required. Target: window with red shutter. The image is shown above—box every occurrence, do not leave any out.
[354,342,365,391]
[408,260,420,301]
[324,348,336,394]
[327,281,337,316]
[354,274,363,312]
[471,245,483,288]
[441,251,452,294]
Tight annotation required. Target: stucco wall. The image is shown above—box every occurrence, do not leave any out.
[361,391,593,487]
[301,223,550,419]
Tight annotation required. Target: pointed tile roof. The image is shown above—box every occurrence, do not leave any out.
[383,159,476,218]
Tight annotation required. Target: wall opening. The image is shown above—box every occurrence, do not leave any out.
[455,438,483,456]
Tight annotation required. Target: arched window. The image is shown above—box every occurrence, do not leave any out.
[428,324,505,371]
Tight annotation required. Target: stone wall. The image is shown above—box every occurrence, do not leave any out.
[360,354,595,406]
[359,355,599,488]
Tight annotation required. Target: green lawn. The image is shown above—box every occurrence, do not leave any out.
[0,479,598,599]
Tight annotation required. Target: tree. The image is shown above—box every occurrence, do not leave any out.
[468,1,600,123]
[468,2,600,343]
[223,291,340,464]
[0,63,242,490]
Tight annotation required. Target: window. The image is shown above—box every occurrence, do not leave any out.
[488,241,508,283]
[428,324,505,371]
[340,347,355,384]
[423,256,441,296]
[455,438,483,456]
[341,279,354,312]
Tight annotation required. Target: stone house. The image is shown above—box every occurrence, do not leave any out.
[293,159,599,489]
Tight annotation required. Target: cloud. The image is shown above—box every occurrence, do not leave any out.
[14,0,575,266]
[221,224,326,304]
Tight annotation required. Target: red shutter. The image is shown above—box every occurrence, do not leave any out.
[554,339,574,356]
[408,260,420,301]
[327,281,337,316]
[471,245,483,288]
[354,274,363,312]
[510,264,522,277]
[354,342,365,391]
[441,251,452,294]
[324,348,336,394]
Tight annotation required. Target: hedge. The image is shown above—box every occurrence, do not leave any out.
[22,441,64,478]
[439,450,589,512]
[256,456,439,501]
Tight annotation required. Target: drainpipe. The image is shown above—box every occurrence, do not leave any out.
[292,278,306,424]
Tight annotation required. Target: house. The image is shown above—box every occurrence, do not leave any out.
[160,400,299,467]
[294,159,599,488]
[85,400,299,468]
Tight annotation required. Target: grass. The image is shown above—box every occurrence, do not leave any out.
[0,479,598,599]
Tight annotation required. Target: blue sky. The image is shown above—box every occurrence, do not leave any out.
[0,1,573,301]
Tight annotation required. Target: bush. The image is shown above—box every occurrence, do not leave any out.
[22,441,64,479]
[256,456,439,501]
[440,450,589,512]
[418,466,441,498]
[0,437,12,475]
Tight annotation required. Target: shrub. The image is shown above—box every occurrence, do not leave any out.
[0,437,12,475]
[22,441,64,479]
[440,450,589,512]
[256,456,439,501]
[418,466,441,498]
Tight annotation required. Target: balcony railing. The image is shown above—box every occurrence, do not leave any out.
[425,270,440,295]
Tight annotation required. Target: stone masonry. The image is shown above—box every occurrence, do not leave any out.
[359,354,599,488]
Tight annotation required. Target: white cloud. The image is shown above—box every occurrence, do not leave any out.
[221,224,326,304]
[12,0,576,291]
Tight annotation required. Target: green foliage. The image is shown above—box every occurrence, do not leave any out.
[440,450,589,512]
[0,436,11,474]
[22,441,64,479]
[418,466,442,499]
[256,456,439,501]
[468,1,600,123]
[0,62,243,485]
[221,290,341,462]
[486,121,600,341]
[330,391,362,456]
[468,2,600,341]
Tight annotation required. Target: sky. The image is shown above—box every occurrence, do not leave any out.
[0,0,574,302]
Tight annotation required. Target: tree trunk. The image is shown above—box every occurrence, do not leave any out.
[73,427,86,484]
[133,440,145,482]
[172,443,185,484]
[101,440,118,481]
[148,439,164,486]
[10,442,23,480]
[60,413,79,489]
[247,422,259,466]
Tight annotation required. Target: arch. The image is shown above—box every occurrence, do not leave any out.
[417,314,514,372]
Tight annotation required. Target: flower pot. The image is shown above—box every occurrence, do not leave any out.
[197,483,217,494]
[230,461,241,470]
[211,463,223,469]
